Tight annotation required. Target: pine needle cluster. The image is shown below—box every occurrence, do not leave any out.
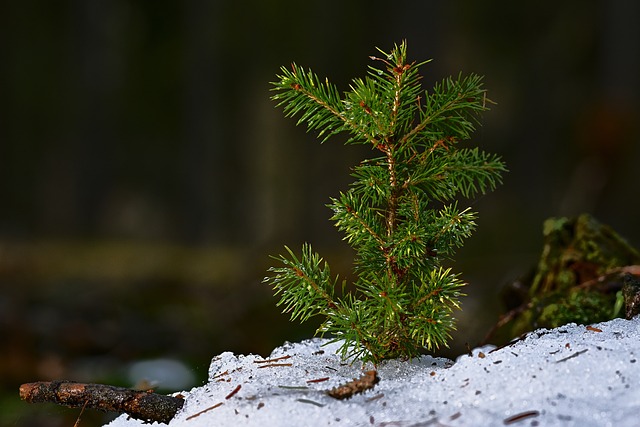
[264,42,506,363]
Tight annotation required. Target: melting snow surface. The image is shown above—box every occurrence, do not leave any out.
[106,317,640,426]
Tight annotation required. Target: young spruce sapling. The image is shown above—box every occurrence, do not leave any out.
[264,42,506,363]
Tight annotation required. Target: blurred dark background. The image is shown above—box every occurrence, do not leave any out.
[1,1,639,425]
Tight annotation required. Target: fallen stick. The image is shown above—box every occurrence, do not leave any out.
[19,381,184,424]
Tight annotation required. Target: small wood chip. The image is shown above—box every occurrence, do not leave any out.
[327,370,379,400]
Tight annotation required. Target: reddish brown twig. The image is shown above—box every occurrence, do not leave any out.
[503,410,540,424]
[253,355,292,364]
[185,402,223,420]
[225,384,241,400]
[257,363,293,368]
[19,381,184,424]
[306,377,330,384]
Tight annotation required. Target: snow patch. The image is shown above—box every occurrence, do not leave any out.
[106,317,640,426]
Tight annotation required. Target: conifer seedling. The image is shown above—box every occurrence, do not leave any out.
[264,42,506,363]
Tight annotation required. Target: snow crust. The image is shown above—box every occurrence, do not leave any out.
[106,317,640,426]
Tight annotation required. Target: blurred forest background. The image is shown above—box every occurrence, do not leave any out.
[1,1,639,425]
